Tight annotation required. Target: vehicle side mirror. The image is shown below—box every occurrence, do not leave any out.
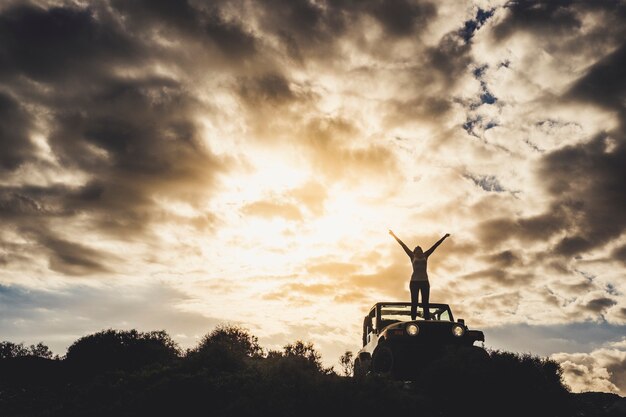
[458,318,465,325]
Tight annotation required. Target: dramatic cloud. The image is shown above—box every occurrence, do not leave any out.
[553,338,626,395]
[0,0,624,391]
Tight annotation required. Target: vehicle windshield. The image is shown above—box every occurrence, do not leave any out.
[379,304,452,322]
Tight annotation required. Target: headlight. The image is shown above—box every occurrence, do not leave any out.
[452,324,465,337]
[406,324,419,336]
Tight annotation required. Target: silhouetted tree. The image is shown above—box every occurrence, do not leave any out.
[28,342,53,359]
[194,324,263,358]
[339,351,354,376]
[65,329,180,376]
[283,340,332,373]
[0,341,29,359]
[184,324,263,375]
[0,341,53,359]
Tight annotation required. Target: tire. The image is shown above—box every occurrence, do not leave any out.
[467,346,491,364]
[354,356,371,381]
[454,345,491,368]
[353,358,363,381]
[372,345,394,374]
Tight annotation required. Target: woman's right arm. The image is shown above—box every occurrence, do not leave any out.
[389,230,413,258]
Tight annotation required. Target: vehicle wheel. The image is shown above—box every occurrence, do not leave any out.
[468,346,490,364]
[354,355,371,381]
[455,346,490,367]
[353,358,364,381]
[372,345,394,374]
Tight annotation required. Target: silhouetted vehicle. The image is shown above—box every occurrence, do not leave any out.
[354,302,487,380]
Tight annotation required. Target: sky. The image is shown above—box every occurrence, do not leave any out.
[0,0,625,395]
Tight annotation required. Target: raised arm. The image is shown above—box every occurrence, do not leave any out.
[389,230,413,258]
[424,233,450,257]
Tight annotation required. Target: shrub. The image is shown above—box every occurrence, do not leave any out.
[283,341,331,374]
[194,324,263,358]
[339,350,354,376]
[0,341,53,359]
[65,329,180,375]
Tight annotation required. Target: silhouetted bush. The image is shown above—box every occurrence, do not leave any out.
[0,341,53,359]
[282,340,332,373]
[65,329,180,376]
[184,325,263,374]
[193,324,263,358]
[415,348,572,417]
[339,350,354,376]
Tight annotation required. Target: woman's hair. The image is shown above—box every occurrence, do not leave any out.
[414,246,423,253]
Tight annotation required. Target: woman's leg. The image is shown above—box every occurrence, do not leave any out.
[422,282,431,320]
[409,281,419,320]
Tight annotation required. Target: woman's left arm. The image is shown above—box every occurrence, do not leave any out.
[424,233,450,257]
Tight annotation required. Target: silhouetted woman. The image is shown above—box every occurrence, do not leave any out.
[389,230,450,320]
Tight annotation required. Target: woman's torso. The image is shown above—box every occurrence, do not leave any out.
[411,255,428,281]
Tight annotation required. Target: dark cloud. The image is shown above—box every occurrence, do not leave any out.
[541,134,626,257]
[111,0,198,31]
[38,75,223,239]
[0,92,34,171]
[427,31,472,86]
[0,4,141,84]
[35,234,113,276]
[586,297,618,314]
[551,279,596,296]
[492,0,583,41]
[380,17,474,128]
[459,267,536,289]
[0,2,230,274]
[476,211,568,247]
[612,245,626,266]
[366,0,436,37]
[255,0,437,61]
[486,250,522,267]
[332,0,437,38]
[568,42,626,113]
[604,353,626,395]
[237,73,298,106]
[255,0,347,59]
[203,11,257,58]
[516,5,626,260]
[110,0,257,59]
[476,131,626,258]
[0,187,62,218]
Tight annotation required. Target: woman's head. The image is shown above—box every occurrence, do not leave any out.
[413,246,423,255]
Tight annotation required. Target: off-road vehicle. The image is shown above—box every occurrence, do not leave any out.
[354,302,487,379]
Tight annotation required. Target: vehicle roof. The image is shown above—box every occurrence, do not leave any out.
[372,302,450,308]
[368,302,452,315]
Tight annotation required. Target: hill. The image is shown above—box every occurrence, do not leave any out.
[0,326,623,417]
